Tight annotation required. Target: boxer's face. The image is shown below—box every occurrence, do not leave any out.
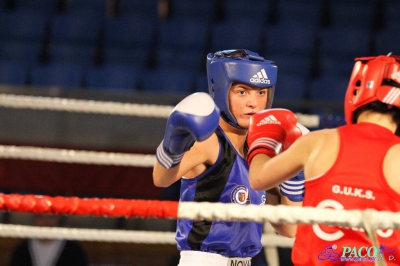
[228,83,270,128]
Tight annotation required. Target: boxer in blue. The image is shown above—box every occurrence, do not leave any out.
[153,49,303,266]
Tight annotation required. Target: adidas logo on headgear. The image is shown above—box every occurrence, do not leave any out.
[257,115,281,126]
[250,68,271,84]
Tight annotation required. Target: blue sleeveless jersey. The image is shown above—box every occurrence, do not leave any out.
[176,127,266,257]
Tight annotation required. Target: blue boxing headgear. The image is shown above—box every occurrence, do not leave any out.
[206,49,278,128]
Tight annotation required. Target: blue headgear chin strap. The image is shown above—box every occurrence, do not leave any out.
[206,49,278,129]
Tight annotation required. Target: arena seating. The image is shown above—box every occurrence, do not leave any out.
[0,0,389,102]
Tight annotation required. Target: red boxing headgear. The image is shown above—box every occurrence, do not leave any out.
[345,54,400,124]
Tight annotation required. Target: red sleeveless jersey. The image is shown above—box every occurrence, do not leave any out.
[292,123,400,266]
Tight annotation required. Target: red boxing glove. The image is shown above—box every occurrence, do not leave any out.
[247,108,308,164]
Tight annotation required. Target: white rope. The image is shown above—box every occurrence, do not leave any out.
[294,112,321,128]
[0,93,322,166]
[0,93,173,117]
[0,145,399,229]
[0,204,397,247]
[178,202,400,230]
[0,145,156,166]
[0,93,320,127]
[0,223,176,244]
[0,146,398,229]
[0,223,293,247]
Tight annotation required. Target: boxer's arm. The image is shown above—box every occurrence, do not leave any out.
[265,187,301,238]
[153,93,219,187]
[156,93,219,169]
[247,109,309,201]
[384,143,400,194]
[270,195,302,238]
[249,131,312,191]
[153,135,217,187]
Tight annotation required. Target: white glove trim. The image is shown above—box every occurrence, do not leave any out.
[296,123,310,135]
[156,141,184,169]
[249,137,282,156]
[282,179,305,185]
[280,186,305,195]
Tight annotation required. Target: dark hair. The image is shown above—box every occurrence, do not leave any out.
[353,101,400,135]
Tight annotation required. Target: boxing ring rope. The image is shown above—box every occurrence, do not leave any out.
[0,224,294,247]
[0,93,330,128]
[1,194,400,229]
[0,93,395,265]
[0,193,399,251]
[0,144,156,166]
[0,93,173,118]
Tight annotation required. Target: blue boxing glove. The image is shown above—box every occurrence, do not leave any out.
[156,92,220,169]
[279,171,305,202]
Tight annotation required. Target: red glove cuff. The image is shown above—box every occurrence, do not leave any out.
[247,147,276,165]
[247,136,282,164]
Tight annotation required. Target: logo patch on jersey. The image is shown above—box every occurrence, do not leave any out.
[231,185,250,205]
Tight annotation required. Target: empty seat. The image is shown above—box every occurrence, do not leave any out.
[67,0,107,17]
[157,49,205,72]
[277,0,324,27]
[271,54,313,78]
[373,25,400,55]
[319,27,371,61]
[309,75,348,102]
[157,18,209,52]
[319,57,356,78]
[210,19,263,52]
[264,24,317,58]
[382,1,400,28]
[0,41,42,64]
[328,0,376,30]
[141,68,195,94]
[156,18,208,71]
[49,43,95,66]
[274,73,308,102]
[224,0,270,24]
[103,14,156,50]
[0,10,48,43]
[0,60,29,86]
[307,75,348,117]
[31,62,84,89]
[118,0,160,18]
[85,64,139,91]
[194,72,208,93]
[49,12,103,47]
[170,0,217,23]
[14,0,58,15]
[103,46,150,69]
